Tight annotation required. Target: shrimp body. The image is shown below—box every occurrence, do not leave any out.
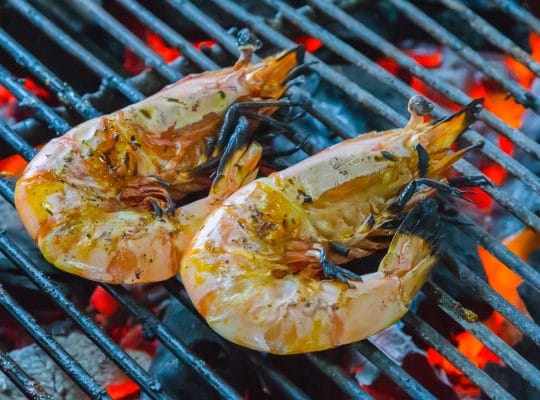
[181,100,481,354]
[15,50,301,283]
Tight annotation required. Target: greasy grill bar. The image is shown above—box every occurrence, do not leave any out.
[0,0,538,399]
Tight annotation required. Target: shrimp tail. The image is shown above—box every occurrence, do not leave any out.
[245,46,305,99]
[380,198,440,304]
[417,99,483,152]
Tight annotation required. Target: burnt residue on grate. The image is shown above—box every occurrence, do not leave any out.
[0,0,538,399]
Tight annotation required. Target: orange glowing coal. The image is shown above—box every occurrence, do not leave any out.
[106,379,140,400]
[479,229,539,345]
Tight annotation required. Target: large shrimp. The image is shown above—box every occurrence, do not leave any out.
[15,46,303,284]
[181,97,486,354]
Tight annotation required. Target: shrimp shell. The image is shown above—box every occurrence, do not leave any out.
[15,49,301,284]
[181,100,481,353]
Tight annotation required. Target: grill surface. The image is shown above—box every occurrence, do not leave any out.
[0,0,539,399]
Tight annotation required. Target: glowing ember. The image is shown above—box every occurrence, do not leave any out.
[0,78,53,122]
[90,286,120,318]
[294,36,323,53]
[0,153,28,176]
[479,229,539,345]
[106,379,140,400]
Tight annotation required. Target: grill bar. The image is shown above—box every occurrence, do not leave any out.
[305,353,374,400]
[0,285,111,400]
[205,0,540,233]
[402,313,513,400]
[388,0,539,113]
[102,284,242,400]
[0,121,38,161]
[445,256,540,346]
[490,0,540,35]
[0,0,537,398]
[0,28,99,120]
[70,0,182,83]
[115,0,218,72]
[0,65,70,134]
[7,0,144,103]
[0,348,52,400]
[423,281,540,390]
[306,0,540,160]
[0,233,170,400]
[262,0,540,198]
[440,0,540,77]
[244,352,311,400]
[452,212,540,291]
[352,341,436,400]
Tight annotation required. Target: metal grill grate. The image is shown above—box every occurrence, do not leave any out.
[0,0,538,399]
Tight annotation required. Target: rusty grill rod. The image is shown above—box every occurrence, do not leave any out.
[388,0,540,113]
[0,348,52,400]
[0,284,111,399]
[6,0,144,103]
[306,0,540,161]
[0,28,99,120]
[490,0,540,35]
[440,0,540,77]
[202,0,540,234]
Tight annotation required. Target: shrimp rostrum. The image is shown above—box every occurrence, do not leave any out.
[15,46,304,284]
[181,97,487,354]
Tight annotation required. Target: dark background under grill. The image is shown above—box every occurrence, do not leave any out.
[0,0,539,399]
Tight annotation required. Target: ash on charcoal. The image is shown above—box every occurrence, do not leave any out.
[0,329,151,400]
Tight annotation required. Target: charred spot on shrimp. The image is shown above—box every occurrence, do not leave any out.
[380,151,396,161]
[139,109,152,119]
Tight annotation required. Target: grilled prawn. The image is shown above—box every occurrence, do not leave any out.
[181,98,485,354]
[15,47,302,284]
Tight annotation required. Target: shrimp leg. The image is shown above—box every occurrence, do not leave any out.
[210,116,262,200]
[213,100,304,154]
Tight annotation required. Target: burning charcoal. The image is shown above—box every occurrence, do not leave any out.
[142,300,249,400]
[0,330,151,400]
